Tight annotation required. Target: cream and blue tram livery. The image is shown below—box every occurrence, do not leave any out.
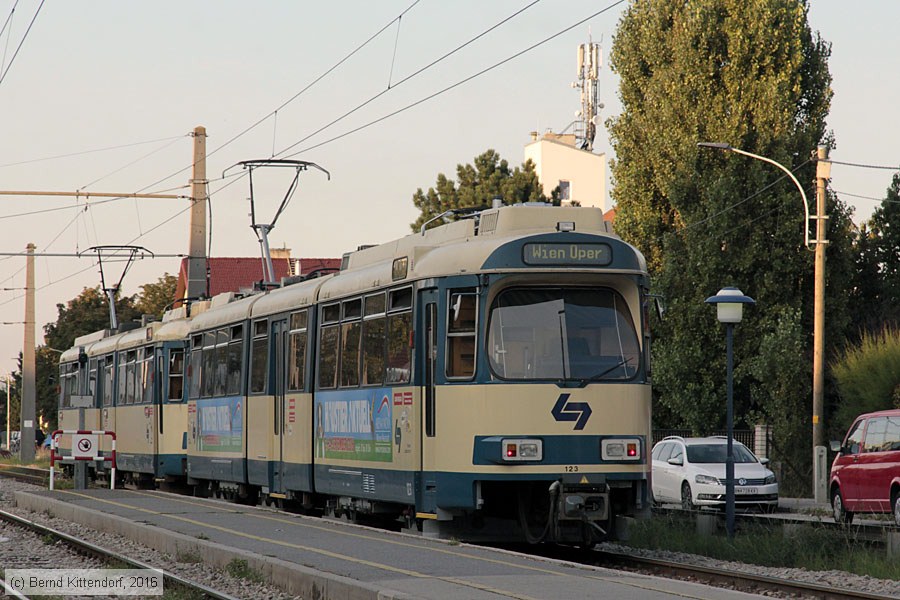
[312,204,651,544]
[181,203,650,544]
[58,310,191,483]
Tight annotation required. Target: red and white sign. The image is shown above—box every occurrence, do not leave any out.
[72,434,99,459]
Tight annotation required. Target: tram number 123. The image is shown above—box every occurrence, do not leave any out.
[565,465,579,472]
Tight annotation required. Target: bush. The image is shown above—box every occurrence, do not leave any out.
[831,327,900,432]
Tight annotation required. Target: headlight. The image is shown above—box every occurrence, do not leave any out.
[695,474,720,485]
[764,473,776,485]
[501,438,543,462]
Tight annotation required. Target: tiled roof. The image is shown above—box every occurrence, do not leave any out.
[174,256,337,303]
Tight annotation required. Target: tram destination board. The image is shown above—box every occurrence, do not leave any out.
[523,242,611,266]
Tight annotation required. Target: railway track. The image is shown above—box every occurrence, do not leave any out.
[3,470,897,598]
[0,465,50,487]
[591,547,895,600]
[0,507,240,600]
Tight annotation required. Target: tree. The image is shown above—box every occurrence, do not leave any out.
[853,173,900,330]
[43,286,140,352]
[410,149,548,232]
[136,273,177,319]
[608,0,855,486]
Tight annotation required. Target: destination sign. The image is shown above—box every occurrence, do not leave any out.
[523,243,612,266]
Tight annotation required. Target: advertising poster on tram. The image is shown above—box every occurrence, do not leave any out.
[315,388,393,462]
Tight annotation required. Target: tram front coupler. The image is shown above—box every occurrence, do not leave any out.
[554,480,609,523]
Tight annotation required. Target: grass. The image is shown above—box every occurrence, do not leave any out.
[175,550,202,564]
[225,558,265,583]
[622,513,900,581]
[0,450,51,469]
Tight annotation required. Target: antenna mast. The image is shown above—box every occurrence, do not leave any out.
[574,35,602,151]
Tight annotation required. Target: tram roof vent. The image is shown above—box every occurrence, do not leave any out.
[73,329,112,347]
[162,306,188,322]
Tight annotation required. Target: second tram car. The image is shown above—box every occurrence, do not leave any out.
[58,203,652,545]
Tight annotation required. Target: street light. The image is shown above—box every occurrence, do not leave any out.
[698,142,830,503]
[696,142,811,247]
[705,287,755,540]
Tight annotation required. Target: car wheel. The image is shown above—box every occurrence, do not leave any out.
[832,487,853,524]
[893,491,900,527]
[681,482,695,511]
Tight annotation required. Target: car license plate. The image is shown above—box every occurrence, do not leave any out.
[735,487,757,494]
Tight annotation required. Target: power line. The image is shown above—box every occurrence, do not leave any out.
[277,0,544,157]
[828,159,899,171]
[0,135,187,169]
[136,0,424,195]
[283,0,625,159]
[661,159,813,242]
[0,0,44,87]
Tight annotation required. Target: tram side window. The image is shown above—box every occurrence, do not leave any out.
[250,320,269,394]
[141,347,153,403]
[447,290,477,379]
[102,356,114,406]
[88,358,98,401]
[117,356,127,405]
[189,334,202,400]
[202,331,217,398]
[340,299,362,387]
[226,325,243,396]
[168,348,184,402]
[386,287,413,385]
[59,362,77,408]
[362,293,386,386]
[125,350,137,405]
[214,329,228,397]
[287,310,308,392]
[318,304,340,389]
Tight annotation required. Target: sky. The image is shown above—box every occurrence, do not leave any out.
[0,0,897,377]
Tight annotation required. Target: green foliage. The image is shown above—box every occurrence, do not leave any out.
[607,1,855,480]
[625,514,900,580]
[831,327,900,433]
[43,286,140,352]
[410,149,548,232]
[225,558,265,583]
[136,273,177,319]
[852,173,900,332]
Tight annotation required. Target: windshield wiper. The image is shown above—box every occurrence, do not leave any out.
[578,356,633,387]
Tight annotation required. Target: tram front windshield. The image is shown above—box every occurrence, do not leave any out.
[487,288,640,381]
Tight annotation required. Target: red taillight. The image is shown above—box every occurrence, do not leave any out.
[627,443,637,457]
[506,444,517,458]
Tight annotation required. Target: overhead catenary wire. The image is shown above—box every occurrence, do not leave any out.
[0,0,19,72]
[277,0,545,157]
[136,0,424,195]
[0,135,188,170]
[282,0,624,159]
[0,0,44,87]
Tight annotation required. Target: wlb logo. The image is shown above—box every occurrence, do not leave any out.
[551,393,592,430]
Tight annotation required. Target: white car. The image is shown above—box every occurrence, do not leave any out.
[651,436,778,512]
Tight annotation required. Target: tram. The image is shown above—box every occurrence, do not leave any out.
[58,203,652,545]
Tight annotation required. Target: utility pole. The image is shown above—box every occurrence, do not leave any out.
[186,125,208,303]
[812,145,830,503]
[5,373,10,451]
[20,243,35,462]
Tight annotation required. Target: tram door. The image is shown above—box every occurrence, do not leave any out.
[272,318,288,494]
[419,289,439,482]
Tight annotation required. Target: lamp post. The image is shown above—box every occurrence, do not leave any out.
[698,142,828,502]
[705,287,755,540]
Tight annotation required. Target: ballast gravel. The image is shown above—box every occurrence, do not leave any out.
[2,477,899,599]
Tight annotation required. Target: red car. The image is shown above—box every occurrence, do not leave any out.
[829,409,900,525]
